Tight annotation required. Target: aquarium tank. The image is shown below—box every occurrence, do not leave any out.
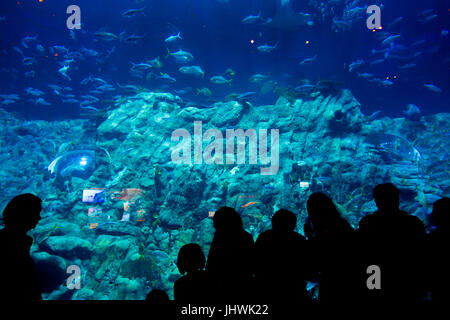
[0,0,448,300]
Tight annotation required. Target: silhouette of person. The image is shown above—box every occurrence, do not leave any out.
[174,243,211,303]
[254,209,311,308]
[427,197,450,303]
[0,193,43,301]
[305,192,362,305]
[145,289,173,318]
[206,206,254,302]
[358,183,426,304]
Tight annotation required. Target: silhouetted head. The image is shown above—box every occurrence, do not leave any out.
[272,209,297,232]
[177,243,206,275]
[373,183,400,213]
[145,289,169,304]
[213,206,243,233]
[431,197,450,230]
[2,193,42,234]
[306,192,344,236]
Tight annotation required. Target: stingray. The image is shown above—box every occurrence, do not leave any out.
[47,150,96,178]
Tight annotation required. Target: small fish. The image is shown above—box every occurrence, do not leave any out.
[379,79,394,87]
[53,45,69,54]
[299,54,317,65]
[368,110,382,120]
[398,63,416,70]
[25,88,45,96]
[237,92,257,100]
[179,65,205,78]
[257,42,278,53]
[81,48,100,57]
[58,65,71,81]
[166,49,194,63]
[357,72,374,79]
[122,7,146,17]
[348,59,365,72]
[124,34,146,42]
[249,74,268,83]
[94,31,119,41]
[165,32,182,43]
[210,76,232,86]
[382,35,401,45]
[241,201,258,208]
[21,35,38,48]
[131,62,153,70]
[241,12,263,24]
[295,84,316,92]
[35,98,51,106]
[22,57,36,66]
[155,72,177,83]
[423,84,442,93]
[197,88,212,96]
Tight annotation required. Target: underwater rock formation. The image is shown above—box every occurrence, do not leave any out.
[0,90,448,299]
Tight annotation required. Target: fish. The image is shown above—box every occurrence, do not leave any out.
[257,42,278,53]
[22,57,36,66]
[21,35,38,48]
[58,65,71,81]
[166,49,194,63]
[241,12,264,24]
[196,88,212,96]
[122,7,146,17]
[34,98,51,106]
[294,84,316,92]
[241,201,258,208]
[368,110,382,121]
[124,34,146,42]
[421,14,438,22]
[155,73,177,83]
[94,30,119,41]
[398,63,416,70]
[382,35,401,46]
[423,84,442,93]
[348,59,365,72]
[379,79,394,87]
[249,74,268,83]
[1,99,17,105]
[131,62,153,70]
[53,45,69,54]
[237,92,257,100]
[178,65,205,78]
[357,72,374,79]
[165,32,182,43]
[210,76,232,86]
[299,54,317,65]
[25,88,45,96]
[370,59,385,65]
[81,48,100,57]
